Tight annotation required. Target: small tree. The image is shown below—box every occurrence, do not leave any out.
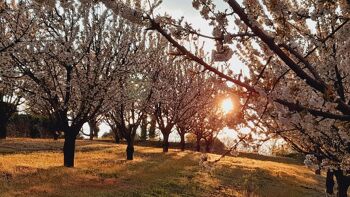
[106,32,160,160]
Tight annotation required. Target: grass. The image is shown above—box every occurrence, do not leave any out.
[0,138,325,197]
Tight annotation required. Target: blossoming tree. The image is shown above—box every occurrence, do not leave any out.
[105,33,161,160]
[97,0,350,195]
[2,1,146,167]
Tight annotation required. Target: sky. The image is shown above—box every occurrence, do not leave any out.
[158,0,249,74]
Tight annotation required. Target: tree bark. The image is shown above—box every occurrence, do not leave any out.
[88,120,98,140]
[140,116,147,141]
[0,102,16,139]
[149,114,156,139]
[111,126,121,144]
[180,133,185,151]
[205,141,211,153]
[63,131,77,167]
[126,139,134,160]
[335,170,350,197]
[196,137,201,152]
[163,133,170,152]
[326,170,335,195]
[89,131,94,140]
[0,123,7,139]
[114,132,120,144]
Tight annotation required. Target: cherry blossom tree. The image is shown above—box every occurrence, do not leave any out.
[97,0,349,195]
[176,74,226,151]
[151,45,220,152]
[105,117,123,143]
[80,116,101,140]
[202,111,226,153]
[105,58,157,160]
[3,0,349,194]
[0,1,34,54]
[87,117,100,140]
[182,94,226,152]
[2,1,145,167]
[0,1,34,139]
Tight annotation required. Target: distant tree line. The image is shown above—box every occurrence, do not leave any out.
[6,114,60,139]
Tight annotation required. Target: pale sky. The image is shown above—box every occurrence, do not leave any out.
[158,0,249,75]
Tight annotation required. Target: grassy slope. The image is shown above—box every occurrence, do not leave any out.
[0,138,325,197]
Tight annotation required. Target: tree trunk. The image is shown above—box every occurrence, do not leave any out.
[126,139,134,160]
[140,117,147,141]
[53,131,59,140]
[326,170,335,195]
[89,131,94,140]
[0,102,16,139]
[88,120,98,140]
[163,133,170,152]
[0,123,7,139]
[196,136,201,152]
[112,127,121,144]
[114,132,120,144]
[180,133,185,151]
[63,131,77,167]
[205,141,211,153]
[149,115,156,139]
[335,170,350,197]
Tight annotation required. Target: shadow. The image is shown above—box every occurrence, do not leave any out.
[213,165,325,197]
[134,140,199,151]
[0,140,325,197]
[236,152,304,166]
[0,148,200,197]
[133,141,304,166]
[0,139,116,155]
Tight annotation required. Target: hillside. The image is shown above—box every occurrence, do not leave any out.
[0,138,325,197]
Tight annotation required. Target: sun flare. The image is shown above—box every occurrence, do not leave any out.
[221,98,233,114]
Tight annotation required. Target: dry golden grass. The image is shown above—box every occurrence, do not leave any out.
[0,138,325,197]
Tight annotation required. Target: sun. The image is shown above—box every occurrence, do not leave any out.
[221,98,233,114]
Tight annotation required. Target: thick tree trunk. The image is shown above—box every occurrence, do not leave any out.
[337,183,349,197]
[196,137,201,152]
[0,123,7,139]
[0,102,16,139]
[180,133,185,151]
[334,170,350,197]
[126,139,134,160]
[63,132,77,167]
[163,133,170,152]
[326,170,335,195]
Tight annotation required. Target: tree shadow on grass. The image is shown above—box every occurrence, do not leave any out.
[0,141,318,197]
[0,140,115,155]
[0,150,204,197]
[235,152,304,166]
[212,164,325,197]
